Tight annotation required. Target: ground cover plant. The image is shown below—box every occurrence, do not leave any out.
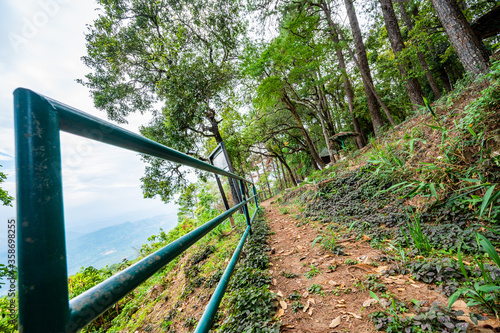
[288,64,500,331]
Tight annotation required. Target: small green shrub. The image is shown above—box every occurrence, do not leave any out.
[307,284,323,295]
[291,301,304,313]
[281,270,298,279]
[304,265,321,279]
[344,258,359,266]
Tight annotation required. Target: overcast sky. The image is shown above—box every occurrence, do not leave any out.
[0,0,178,239]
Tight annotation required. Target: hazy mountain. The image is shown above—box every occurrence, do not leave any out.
[0,213,179,296]
[66,214,178,274]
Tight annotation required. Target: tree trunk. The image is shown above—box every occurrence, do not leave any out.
[315,83,337,164]
[326,5,395,130]
[260,157,272,197]
[395,0,442,99]
[278,155,297,186]
[279,158,289,188]
[320,84,337,136]
[344,0,386,135]
[206,111,241,208]
[430,0,490,76]
[272,158,284,190]
[379,0,425,110]
[282,94,325,169]
[438,66,453,92]
[325,13,366,148]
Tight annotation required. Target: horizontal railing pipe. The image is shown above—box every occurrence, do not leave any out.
[13,87,259,333]
[194,208,258,333]
[15,88,248,182]
[67,195,256,332]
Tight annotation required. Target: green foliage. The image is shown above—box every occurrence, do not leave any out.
[217,212,278,332]
[281,270,298,279]
[68,266,113,299]
[450,233,500,319]
[288,291,301,300]
[363,274,387,293]
[0,295,17,333]
[312,227,345,255]
[307,284,323,296]
[401,213,432,255]
[80,0,246,203]
[369,303,468,333]
[366,141,408,179]
[0,165,13,206]
[344,258,359,266]
[291,301,304,313]
[304,264,321,279]
[278,207,290,214]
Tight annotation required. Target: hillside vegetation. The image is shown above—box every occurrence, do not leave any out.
[2,0,500,331]
[267,60,500,332]
[2,58,498,333]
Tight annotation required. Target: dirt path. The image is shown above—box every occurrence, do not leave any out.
[261,199,448,333]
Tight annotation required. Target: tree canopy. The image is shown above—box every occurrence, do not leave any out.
[80,0,499,200]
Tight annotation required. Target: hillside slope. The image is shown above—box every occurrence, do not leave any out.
[266,61,500,332]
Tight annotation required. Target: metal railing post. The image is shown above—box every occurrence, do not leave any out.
[193,225,251,333]
[252,184,259,209]
[13,88,263,332]
[239,180,251,232]
[14,89,70,333]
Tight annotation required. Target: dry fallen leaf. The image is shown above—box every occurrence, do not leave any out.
[477,319,500,328]
[361,235,371,242]
[277,308,285,318]
[303,300,310,313]
[363,299,378,307]
[308,298,316,305]
[329,316,341,328]
[308,307,313,316]
[279,300,288,310]
[347,312,361,319]
[451,300,468,313]
[277,291,284,298]
[349,263,375,272]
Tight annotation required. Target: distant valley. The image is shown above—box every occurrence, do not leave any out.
[65,214,178,274]
[0,213,178,295]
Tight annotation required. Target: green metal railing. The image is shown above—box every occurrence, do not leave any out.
[13,88,259,333]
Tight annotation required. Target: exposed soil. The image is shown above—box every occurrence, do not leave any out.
[262,198,449,333]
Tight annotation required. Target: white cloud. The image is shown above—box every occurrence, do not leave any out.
[0,0,179,236]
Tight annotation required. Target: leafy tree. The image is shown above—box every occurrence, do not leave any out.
[0,165,12,206]
[80,0,245,203]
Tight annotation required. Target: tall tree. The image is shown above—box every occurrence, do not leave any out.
[322,4,366,147]
[394,0,442,99]
[379,0,425,110]
[281,93,325,169]
[79,0,245,203]
[344,0,386,135]
[430,0,490,76]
